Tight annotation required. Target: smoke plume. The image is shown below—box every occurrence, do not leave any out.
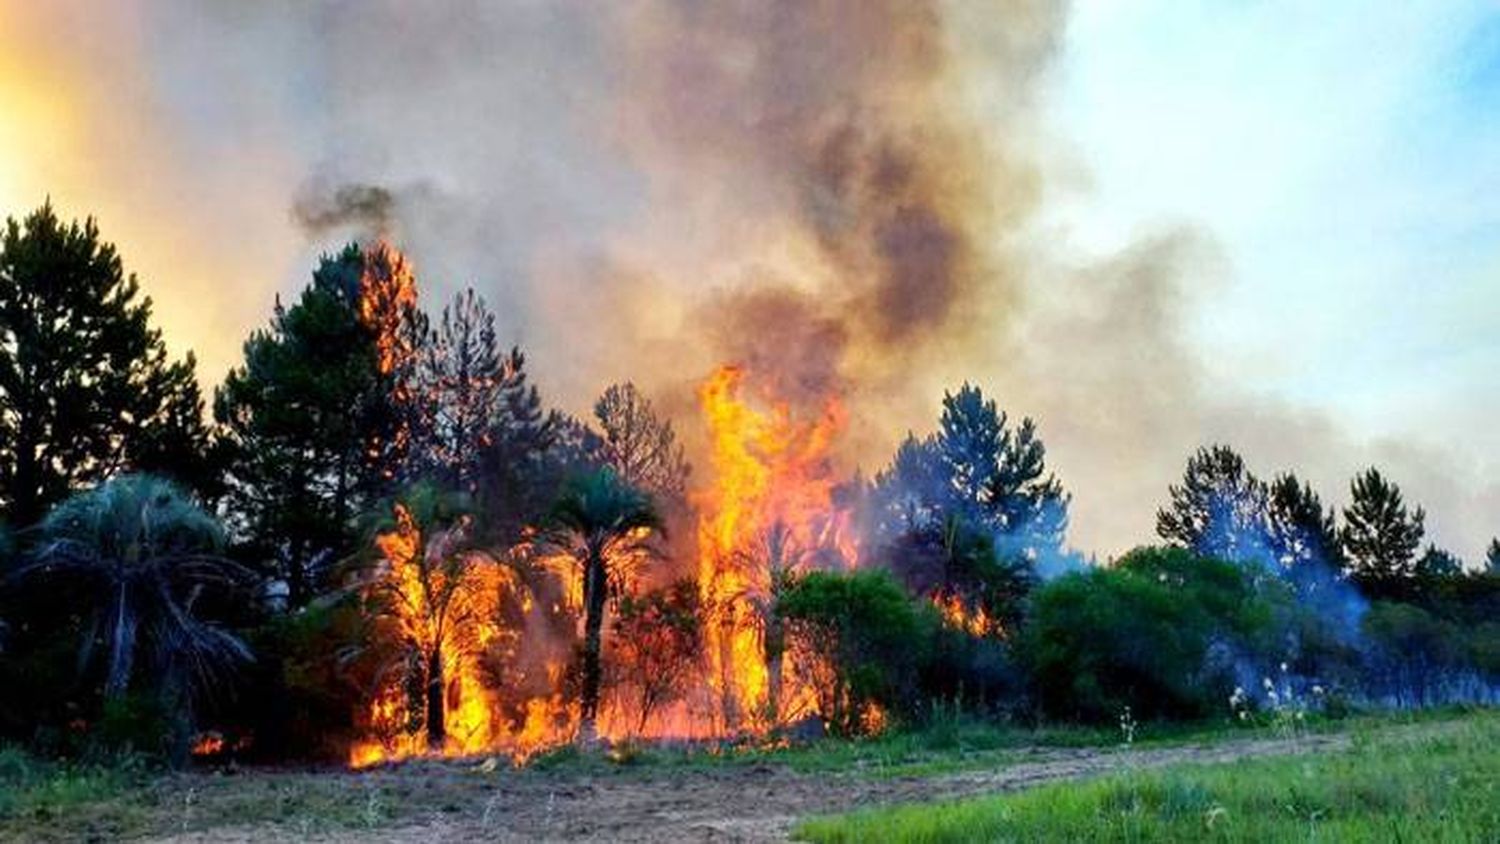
[4,0,1494,562]
[291,181,397,238]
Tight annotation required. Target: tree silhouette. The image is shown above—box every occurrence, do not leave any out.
[593,382,690,506]
[1341,468,1425,591]
[0,203,216,526]
[1157,445,1267,562]
[216,243,419,606]
[12,475,249,760]
[414,289,502,492]
[872,384,1069,567]
[1264,473,1343,572]
[1414,544,1463,579]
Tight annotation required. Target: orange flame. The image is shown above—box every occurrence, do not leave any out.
[348,502,561,767]
[190,732,224,757]
[347,363,872,766]
[933,593,1001,638]
[694,364,857,730]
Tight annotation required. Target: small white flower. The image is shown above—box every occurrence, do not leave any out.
[1312,685,1325,696]
[1280,662,1289,673]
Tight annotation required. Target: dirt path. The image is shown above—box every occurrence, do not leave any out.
[150,730,1354,843]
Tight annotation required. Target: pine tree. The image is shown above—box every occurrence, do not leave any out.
[928,384,1069,555]
[1340,468,1425,590]
[1414,544,1463,579]
[933,385,1005,523]
[1487,539,1500,576]
[0,203,217,526]
[416,289,503,492]
[867,434,944,536]
[868,384,1065,621]
[1156,445,1267,562]
[215,243,418,606]
[989,416,1069,559]
[473,347,568,542]
[593,382,690,506]
[1264,473,1342,572]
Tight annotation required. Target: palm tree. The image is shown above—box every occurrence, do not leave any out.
[361,483,510,750]
[10,475,250,752]
[544,468,663,743]
[735,521,809,726]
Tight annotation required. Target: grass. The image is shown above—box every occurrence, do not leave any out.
[527,704,1476,780]
[2,707,1490,840]
[796,709,1500,843]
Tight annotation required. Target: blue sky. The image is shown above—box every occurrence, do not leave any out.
[1045,0,1499,460]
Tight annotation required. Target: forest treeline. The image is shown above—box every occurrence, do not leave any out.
[0,204,1495,763]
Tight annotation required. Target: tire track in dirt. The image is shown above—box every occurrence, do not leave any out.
[151,730,1362,843]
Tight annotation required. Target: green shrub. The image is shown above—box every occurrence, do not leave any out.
[1017,547,1275,722]
[225,599,370,761]
[780,570,938,735]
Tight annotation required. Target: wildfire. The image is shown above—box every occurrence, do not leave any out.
[347,363,866,766]
[357,240,419,377]
[933,593,1001,638]
[348,500,574,767]
[695,364,857,730]
[190,731,225,757]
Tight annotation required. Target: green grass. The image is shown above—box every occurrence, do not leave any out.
[524,715,1123,779]
[796,709,1500,843]
[530,705,1474,780]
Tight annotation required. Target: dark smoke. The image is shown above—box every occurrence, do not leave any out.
[292,181,398,238]
[610,0,1061,414]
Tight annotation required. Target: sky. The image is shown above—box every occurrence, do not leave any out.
[1048,1,1500,454]
[0,0,1495,561]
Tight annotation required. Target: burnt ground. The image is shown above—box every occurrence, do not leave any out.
[118,729,1360,843]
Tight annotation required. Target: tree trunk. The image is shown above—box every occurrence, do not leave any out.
[718,613,740,730]
[764,614,784,725]
[424,647,445,750]
[579,554,607,744]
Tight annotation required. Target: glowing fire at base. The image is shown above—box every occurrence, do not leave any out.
[695,365,858,731]
[933,593,1001,638]
[347,363,865,766]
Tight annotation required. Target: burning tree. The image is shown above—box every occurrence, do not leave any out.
[593,382,691,507]
[734,522,815,725]
[695,365,858,731]
[216,241,424,607]
[543,468,664,743]
[608,579,702,733]
[354,485,511,763]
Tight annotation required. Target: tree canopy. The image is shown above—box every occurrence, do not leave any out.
[1342,468,1426,591]
[0,203,216,527]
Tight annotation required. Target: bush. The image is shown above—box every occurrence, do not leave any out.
[780,570,938,735]
[220,600,369,762]
[1018,547,1274,722]
[608,579,702,734]
[915,624,1024,720]
[1360,601,1498,707]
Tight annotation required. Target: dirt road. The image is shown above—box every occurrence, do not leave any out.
[151,730,1351,843]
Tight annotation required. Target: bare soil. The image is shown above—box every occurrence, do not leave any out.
[143,730,1353,843]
